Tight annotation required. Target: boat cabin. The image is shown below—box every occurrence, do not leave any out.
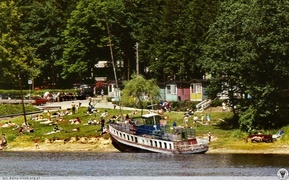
[141,113,161,126]
[135,113,164,136]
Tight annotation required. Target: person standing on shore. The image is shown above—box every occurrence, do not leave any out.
[208,132,212,142]
[206,114,211,124]
[173,121,177,133]
[72,102,76,114]
[34,139,40,149]
[184,115,189,128]
[99,117,105,135]
[101,89,104,100]
[193,115,198,127]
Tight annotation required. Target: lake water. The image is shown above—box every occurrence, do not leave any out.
[0,152,288,180]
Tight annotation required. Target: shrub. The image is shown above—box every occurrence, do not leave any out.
[170,101,198,112]
[0,104,39,116]
[211,99,223,107]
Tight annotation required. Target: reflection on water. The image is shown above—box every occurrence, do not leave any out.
[0,152,288,177]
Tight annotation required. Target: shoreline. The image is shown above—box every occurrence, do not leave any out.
[1,100,288,154]
[4,139,289,154]
[6,147,289,155]
[207,147,289,154]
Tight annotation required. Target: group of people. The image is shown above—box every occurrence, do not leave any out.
[1,121,16,128]
[18,124,34,134]
[183,110,211,127]
[159,101,171,112]
[1,120,34,135]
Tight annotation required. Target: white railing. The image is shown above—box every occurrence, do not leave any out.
[196,99,211,112]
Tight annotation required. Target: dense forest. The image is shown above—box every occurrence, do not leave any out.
[1,0,289,130]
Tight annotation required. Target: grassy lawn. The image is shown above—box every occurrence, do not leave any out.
[0,105,288,152]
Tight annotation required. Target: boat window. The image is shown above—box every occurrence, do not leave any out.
[169,144,172,149]
[159,141,162,148]
[164,142,167,149]
[131,136,134,141]
[150,140,153,146]
[154,141,157,147]
[142,115,161,125]
[127,136,130,141]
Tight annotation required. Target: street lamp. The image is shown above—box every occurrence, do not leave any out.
[18,74,27,126]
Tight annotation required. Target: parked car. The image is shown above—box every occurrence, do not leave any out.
[30,96,48,105]
[248,134,274,143]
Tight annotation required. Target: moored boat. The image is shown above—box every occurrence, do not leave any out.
[107,113,209,154]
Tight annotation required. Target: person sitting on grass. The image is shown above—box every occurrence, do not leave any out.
[273,129,285,139]
[25,126,34,133]
[18,126,24,134]
[278,129,284,137]
[1,134,7,147]
[54,125,60,132]
[70,117,81,124]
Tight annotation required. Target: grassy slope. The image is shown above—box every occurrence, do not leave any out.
[0,106,288,152]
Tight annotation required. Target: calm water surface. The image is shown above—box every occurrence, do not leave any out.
[0,152,288,178]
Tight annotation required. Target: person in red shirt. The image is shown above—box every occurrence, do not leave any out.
[34,139,40,149]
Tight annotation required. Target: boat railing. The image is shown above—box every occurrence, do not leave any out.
[110,123,198,142]
[110,123,135,134]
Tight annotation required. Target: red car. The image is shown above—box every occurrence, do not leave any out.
[30,96,48,105]
[248,134,274,143]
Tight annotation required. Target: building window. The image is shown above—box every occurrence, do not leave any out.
[167,85,176,95]
[192,84,202,93]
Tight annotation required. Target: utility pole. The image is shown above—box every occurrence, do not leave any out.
[136,42,139,75]
[105,13,123,118]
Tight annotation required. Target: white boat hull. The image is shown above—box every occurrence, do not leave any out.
[108,124,208,154]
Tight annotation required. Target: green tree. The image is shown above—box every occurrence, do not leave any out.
[17,0,78,88]
[58,0,131,84]
[121,74,160,114]
[124,0,220,82]
[0,0,42,89]
[200,0,289,130]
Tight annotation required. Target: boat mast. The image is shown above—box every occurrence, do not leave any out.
[105,13,123,119]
